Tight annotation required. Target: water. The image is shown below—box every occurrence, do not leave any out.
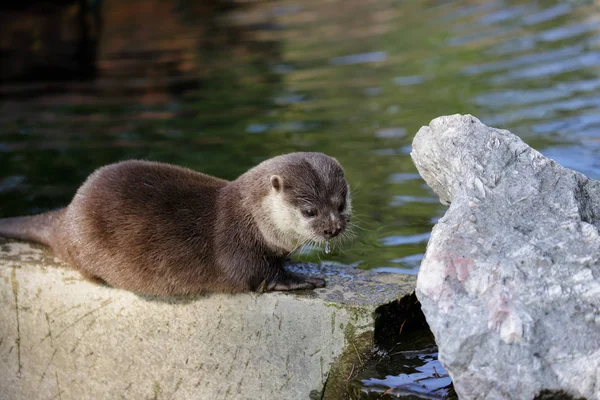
[2,0,592,275]
[2,0,600,274]
[354,345,456,399]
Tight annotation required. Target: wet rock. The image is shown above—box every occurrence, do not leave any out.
[0,239,415,400]
[410,114,600,399]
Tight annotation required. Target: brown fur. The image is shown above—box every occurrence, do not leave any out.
[0,153,351,296]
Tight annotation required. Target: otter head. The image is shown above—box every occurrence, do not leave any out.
[263,153,352,252]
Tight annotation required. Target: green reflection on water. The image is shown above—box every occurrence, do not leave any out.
[1,0,599,274]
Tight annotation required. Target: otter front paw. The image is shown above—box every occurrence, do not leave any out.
[266,271,326,291]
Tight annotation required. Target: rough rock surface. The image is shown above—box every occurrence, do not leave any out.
[411,114,600,400]
[0,239,415,400]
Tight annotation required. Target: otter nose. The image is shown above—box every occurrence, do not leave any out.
[323,225,342,238]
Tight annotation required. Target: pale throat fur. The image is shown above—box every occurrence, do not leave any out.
[254,176,352,254]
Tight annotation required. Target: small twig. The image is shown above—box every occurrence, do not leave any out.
[352,343,363,365]
[345,364,355,381]
[379,343,399,361]
[414,376,431,383]
[399,319,407,335]
[378,387,395,399]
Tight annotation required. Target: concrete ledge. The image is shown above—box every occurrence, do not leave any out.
[0,239,415,399]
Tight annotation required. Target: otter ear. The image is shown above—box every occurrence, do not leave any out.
[270,175,283,192]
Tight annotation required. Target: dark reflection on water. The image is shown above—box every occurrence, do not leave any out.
[1,0,600,275]
[357,293,457,399]
[355,344,456,399]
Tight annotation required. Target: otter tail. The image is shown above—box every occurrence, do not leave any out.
[0,208,65,247]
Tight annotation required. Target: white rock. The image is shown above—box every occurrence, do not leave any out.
[411,114,600,400]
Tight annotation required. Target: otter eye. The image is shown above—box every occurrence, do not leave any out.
[302,208,318,218]
[338,201,345,212]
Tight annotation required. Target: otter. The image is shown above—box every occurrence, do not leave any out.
[0,152,352,296]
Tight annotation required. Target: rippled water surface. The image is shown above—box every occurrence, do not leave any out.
[2,0,600,276]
